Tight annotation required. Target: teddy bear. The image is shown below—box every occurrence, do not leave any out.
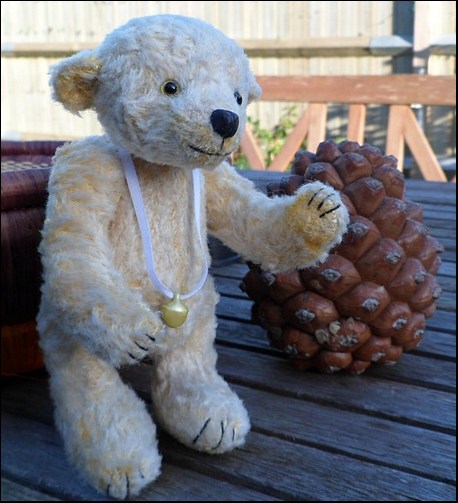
[37,14,349,499]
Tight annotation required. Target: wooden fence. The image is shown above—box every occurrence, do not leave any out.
[1,1,456,177]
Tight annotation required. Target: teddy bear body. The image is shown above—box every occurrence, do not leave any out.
[37,15,349,499]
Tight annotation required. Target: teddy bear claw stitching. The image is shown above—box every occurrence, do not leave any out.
[211,420,226,450]
[192,418,228,450]
[104,468,151,500]
[106,473,131,500]
[192,417,212,445]
[320,204,341,218]
[308,188,341,215]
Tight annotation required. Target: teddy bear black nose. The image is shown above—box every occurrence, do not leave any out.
[210,109,239,139]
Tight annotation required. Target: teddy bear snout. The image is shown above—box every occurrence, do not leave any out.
[210,109,239,139]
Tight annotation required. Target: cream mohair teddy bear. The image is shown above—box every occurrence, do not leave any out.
[37,14,349,499]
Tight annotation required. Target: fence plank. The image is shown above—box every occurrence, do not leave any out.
[268,109,309,171]
[403,107,448,182]
[256,75,456,106]
[240,127,266,170]
[347,104,367,143]
[1,36,414,59]
[386,105,407,169]
[306,104,328,153]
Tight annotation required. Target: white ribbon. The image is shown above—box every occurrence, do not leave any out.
[119,148,208,301]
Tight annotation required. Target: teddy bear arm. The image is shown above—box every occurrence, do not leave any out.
[40,204,165,364]
[39,151,164,365]
[205,163,349,273]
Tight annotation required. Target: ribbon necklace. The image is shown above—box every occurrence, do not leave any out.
[119,148,209,328]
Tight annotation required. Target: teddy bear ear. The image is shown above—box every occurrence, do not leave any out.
[50,50,102,114]
[248,77,262,104]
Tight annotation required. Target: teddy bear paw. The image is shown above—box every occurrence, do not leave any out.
[90,303,167,366]
[98,457,161,500]
[286,181,349,251]
[109,322,167,367]
[190,411,250,453]
[153,380,250,454]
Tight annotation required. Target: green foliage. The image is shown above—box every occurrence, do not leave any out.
[233,105,305,170]
[232,149,250,170]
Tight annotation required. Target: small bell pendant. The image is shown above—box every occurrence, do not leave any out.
[161,293,189,328]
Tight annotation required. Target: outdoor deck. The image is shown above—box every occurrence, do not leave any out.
[1,173,456,501]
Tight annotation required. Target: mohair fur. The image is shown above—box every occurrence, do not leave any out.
[37,14,349,499]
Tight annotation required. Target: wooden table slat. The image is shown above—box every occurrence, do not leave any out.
[217,346,456,433]
[1,478,61,502]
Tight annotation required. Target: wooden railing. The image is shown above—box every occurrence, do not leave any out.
[3,35,456,58]
[241,75,456,182]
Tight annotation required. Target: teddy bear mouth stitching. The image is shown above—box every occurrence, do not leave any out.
[189,144,234,157]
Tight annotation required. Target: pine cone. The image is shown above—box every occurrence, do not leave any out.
[241,140,444,374]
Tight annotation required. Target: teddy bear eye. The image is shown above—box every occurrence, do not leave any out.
[234,91,243,105]
[161,80,179,95]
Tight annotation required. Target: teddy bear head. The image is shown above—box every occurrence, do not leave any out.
[50,14,262,169]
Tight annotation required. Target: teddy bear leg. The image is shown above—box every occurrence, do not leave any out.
[151,311,250,454]
[44,341,161,499]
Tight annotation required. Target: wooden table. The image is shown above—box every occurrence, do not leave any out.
[1,174,456,501]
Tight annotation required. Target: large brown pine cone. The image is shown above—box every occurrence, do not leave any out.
[240,140,444,374]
